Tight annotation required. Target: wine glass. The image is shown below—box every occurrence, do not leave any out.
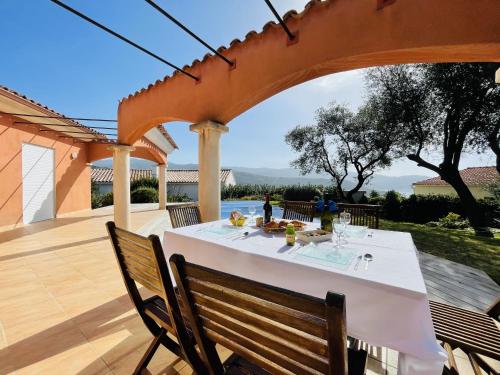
[333,218,345,249]
[249,205,256,224]
[339,212,351,246]
[340,212,351,226]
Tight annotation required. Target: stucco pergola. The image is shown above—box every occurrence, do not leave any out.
[89,126,177,229]
[114,0,500,228]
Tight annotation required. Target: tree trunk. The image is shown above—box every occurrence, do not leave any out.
[441,170,486,229]
[346,175,365,203]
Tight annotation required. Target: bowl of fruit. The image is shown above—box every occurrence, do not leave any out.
[229,210,247,227]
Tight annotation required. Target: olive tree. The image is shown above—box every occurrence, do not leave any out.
[285,100,402,202]
[366,63,500,231]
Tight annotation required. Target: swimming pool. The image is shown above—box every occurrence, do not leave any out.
[221,200,283,219]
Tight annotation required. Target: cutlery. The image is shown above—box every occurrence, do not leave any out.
[353,255,362,271]
[232,231,249,240]
[363,253,373,270]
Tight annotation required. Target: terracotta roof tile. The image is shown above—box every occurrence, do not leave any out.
[156,125,178,149]
[122,0,329,102]
[91,168,152,183]
[167,169,233,184]
[0,85,108,140]
[413,167,498,186]
[91,168,233,184]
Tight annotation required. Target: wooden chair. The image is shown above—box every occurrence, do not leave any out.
[167,204,202,228]
[429,298,500,374]
[170,253,368,375]
[106,222,205,375]
[336,204,380,229]
[282,200,316,222]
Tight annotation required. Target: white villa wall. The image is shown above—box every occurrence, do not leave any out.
[225,171,236,186]
[95,183,113,194]
[169,183,199,201]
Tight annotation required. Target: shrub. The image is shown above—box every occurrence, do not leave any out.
[220,184,338,201]
[283,185,322,202]
[101,192,114,207]
[401,195,463,224]
[167,194,191,203]
[130,176,158,191]
[487,178,500,201]
[437,212,470,229]
[383,190,402,221]
[358,195,369,204]
[368,196,386,206]
[91,193,103,209]
[131,187,158,203]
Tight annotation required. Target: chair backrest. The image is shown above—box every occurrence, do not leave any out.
[105,222,200,367]
[282,200,316,222]
[167,204,202,229]
[337,203,380,229]
[170,254,349,375]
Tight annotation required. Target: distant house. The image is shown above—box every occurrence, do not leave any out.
[91,167,236,201]
[412,166,498,199]
[168,169,236,201]
[92,168,153,194]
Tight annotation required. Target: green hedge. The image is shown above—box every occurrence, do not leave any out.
[221,184,284,200]
[221,184,338,201]
[101,192,114,207]
[168,194,192,203]
[131,187,158,203]
[130,177,158,191]
[370,191,499,227]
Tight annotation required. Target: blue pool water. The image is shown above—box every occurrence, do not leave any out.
[221,200,283,219]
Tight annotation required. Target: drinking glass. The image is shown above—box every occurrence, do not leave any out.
[249,205,256,223]
[333,219,345,249]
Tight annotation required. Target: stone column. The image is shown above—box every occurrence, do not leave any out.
[189,121,228,222]
[158,163,167,210]
[110,145,135,230]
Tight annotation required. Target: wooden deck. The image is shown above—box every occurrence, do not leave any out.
[419,252,499,312]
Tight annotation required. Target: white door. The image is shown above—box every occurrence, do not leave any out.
[22,143,55,224]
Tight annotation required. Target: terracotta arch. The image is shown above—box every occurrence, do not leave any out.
[118,0,500,144]
[87,137,167,165]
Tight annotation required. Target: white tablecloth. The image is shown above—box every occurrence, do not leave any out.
[163,220,447,375]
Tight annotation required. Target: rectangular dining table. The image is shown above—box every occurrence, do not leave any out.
[163,219,447,375]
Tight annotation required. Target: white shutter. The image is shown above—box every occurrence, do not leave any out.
[22,143,55,224]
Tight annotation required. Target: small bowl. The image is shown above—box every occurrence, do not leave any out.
[229,217,247,227]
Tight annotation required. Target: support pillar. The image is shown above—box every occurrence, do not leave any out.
[189,121,228,222]
[110,145,135,230]
[158,163,167,210]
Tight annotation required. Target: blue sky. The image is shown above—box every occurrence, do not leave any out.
[1,0,494,176]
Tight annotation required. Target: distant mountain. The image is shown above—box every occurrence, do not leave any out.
[234,171,333,186]
[92,159,426,195]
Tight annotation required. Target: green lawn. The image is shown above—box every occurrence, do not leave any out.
[380,220,500,284]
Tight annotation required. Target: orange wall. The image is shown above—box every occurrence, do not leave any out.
[0,114,91,227]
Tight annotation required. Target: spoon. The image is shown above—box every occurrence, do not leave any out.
[233,231,249,240]
[363,253,373,270]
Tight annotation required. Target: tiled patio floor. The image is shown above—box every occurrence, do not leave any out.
[0,205,486,374]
